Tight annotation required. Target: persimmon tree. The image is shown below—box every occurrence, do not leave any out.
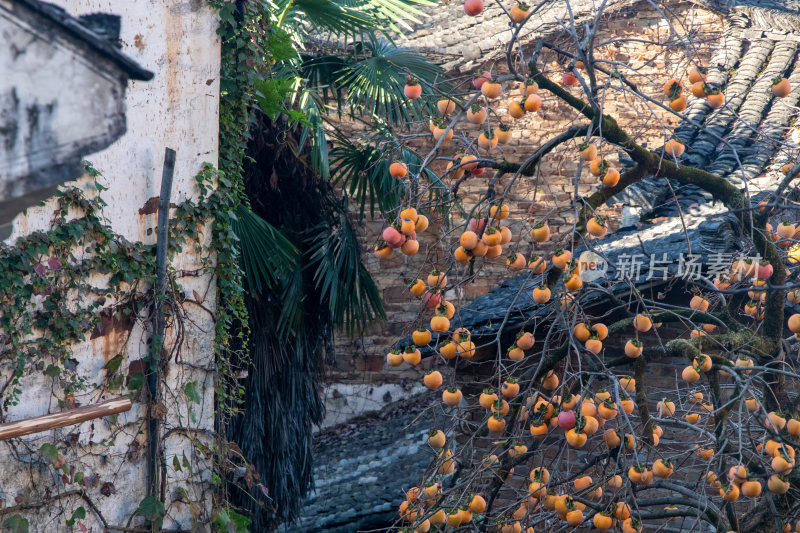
[366,1,800,532]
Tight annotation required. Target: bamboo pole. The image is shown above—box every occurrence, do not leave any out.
[0,398,131,441]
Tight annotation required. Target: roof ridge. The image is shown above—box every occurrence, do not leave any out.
[10,0,152,80]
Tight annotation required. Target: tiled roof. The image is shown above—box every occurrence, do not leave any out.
[437,199,740,339]
[448,13,800,337]
[289,392,443,533]
[676,33,800,185]
[392,0,800,73]
[393,0,636,71]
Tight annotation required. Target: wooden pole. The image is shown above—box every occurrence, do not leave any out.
[0,398,132,441]
[147,147,175,500]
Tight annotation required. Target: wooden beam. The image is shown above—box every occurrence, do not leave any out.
[0,398,132,441]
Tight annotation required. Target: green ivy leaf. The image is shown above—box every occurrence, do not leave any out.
[184,381,202,404]
[3,515,28,533]
[39,443,59,463]
[268,28,296,62]
[213,508,251,533]
[128,372,145,391]
[44,364,61,378]
[253,78,294,120]
[136,496,165,527]
[104,354,123,377]
[229,509,252,533]
[288,110,311,127]
[172,455,182,472]
[66,506,86,526]
[176,486,190,501]
[214,510,231,531]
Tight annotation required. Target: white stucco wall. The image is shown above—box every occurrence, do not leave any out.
[0,0,126,217]
[319,383,427,429]
[2,1,220,531]
[11,0,220,243]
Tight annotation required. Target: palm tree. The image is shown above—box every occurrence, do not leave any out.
[215,0,444,529]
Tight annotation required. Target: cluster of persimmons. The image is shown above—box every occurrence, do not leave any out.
[367,1,800,532]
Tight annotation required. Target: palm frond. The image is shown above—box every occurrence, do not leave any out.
[277,0,433,38]
[231,204,298,294]
[277,263,307,336]
[305,214,385,336]
[300,54,348,111]
[329,125,457,221]
[333,0,432,32]
[276,0,374,37]
[335,36,444,122]
[296,96,331,180]
[329,133,405,219]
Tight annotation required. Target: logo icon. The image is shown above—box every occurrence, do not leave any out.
[578,251,608,281]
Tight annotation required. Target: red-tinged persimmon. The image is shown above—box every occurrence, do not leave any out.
[464,0,483,16]
[524,93,542,112]
[773,76,791,97]
[404,77,422,99]
[562,72,579,86]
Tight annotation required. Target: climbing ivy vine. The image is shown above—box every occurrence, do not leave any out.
[0,159,253,531]
[0,166,153,408]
